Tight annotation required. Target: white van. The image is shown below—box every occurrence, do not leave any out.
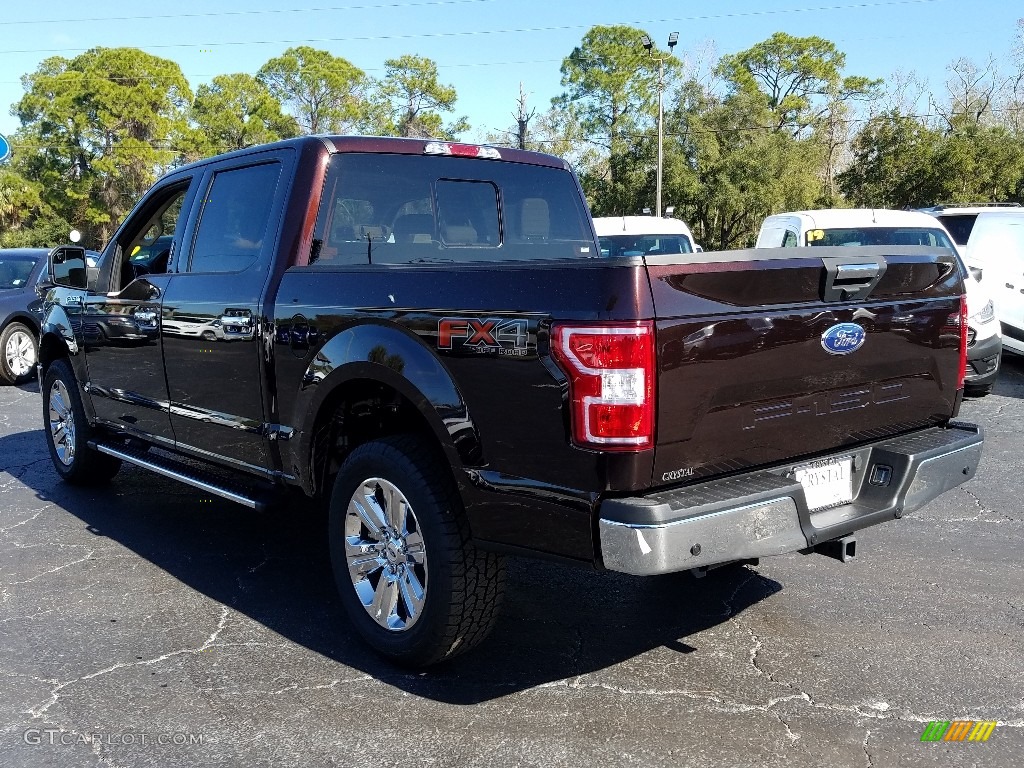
[756,209,1002,396]
[921,205,1024,357]
[593,215,698,258]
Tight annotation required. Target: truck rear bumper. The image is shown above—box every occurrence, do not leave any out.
[598,423,983,575]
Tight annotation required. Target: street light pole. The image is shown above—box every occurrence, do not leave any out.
[641,32,678,218]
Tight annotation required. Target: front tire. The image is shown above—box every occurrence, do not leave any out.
[0,322,38,385]
[329,435,506,666]
[42,359,121,485]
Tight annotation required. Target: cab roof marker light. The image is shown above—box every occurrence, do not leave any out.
[423,141,501,160]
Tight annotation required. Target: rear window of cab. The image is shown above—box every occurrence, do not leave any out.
[309,153,596,265]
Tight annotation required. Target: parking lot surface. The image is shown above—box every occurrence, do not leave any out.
[1,359,1022,767]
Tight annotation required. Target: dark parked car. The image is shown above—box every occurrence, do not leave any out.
[0,248,48,384]
[0,247,103,384]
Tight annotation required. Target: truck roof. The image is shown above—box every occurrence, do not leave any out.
[169,135,570,177]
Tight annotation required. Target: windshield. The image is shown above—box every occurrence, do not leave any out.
[0,256,37,289]
[599,234,693,258]
[808,227,956,249]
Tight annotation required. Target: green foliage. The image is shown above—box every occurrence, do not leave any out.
[370,55,469,139]
[3,28,1023,255]
[556,25,679,215]
[189,74,299,157]
[667,85,823,250]
[13,46,192,248]
[258,46,367,134]
[839,115,1024,207]
[717,32,881,134]
[838,112,944,207]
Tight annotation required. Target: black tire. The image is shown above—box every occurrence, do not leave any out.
[964,383,993,398]
[42,358,122,485]
[328,435,506,667]
[0,322,38,385]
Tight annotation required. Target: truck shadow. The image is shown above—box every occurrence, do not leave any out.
[4,430,780,705]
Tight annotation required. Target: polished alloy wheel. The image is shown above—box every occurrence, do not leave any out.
[5,329,35,378]
[344,477,427,631]
[48,380,76,466]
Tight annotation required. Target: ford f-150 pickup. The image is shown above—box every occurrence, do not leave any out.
[38,135,983,666]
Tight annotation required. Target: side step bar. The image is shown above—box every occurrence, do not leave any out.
[90,441,280,512]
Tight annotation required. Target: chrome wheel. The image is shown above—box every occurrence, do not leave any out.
[5,329,35,378]
[344,477,427,631]
[48,380,76,466]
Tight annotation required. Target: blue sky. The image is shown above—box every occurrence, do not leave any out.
[0,0,1021,144]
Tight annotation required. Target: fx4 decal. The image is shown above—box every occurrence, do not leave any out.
[438,317,530,357]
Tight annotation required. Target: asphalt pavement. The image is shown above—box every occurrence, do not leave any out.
[1,358,1022,767]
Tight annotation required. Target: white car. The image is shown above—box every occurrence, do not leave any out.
[920,204,1024,357]
[593,215,699,258]
[757,208,1001,396]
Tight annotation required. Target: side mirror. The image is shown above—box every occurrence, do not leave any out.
[694,243,704,253]
[49,245,89,289]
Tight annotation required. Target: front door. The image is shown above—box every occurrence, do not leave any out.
[161,155,289,474]
[82,179,197,443]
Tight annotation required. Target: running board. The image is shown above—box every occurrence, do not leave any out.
[90,441,279,512]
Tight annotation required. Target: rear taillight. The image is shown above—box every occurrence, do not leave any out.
[550,321,655,450]
[958,294,968,390]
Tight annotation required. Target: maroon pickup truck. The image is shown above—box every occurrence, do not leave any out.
[38,136,982,666]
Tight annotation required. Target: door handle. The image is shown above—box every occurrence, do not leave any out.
[1007,283,1015,289]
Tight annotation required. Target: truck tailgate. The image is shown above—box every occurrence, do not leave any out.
[647,246,964,487]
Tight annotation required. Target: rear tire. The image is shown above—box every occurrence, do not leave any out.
[0,322,38,385]
[42,359,121,485]
[328,435,505,667]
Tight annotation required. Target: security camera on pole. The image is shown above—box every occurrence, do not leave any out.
[639,32,678,218]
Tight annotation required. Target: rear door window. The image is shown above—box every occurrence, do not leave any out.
[188,162,282,274]
[937,215,978,247]
[309,153,595,265]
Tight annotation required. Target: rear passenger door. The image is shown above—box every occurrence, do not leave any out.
[160,150,292,474]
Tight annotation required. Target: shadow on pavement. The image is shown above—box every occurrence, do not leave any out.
[2,426,780,705]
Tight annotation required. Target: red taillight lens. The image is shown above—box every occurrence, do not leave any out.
[958,294,968,390]
[550,322,655,450]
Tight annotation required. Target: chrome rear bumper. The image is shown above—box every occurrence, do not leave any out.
[598,423,984,575]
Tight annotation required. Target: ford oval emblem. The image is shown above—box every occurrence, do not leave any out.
[821,323,866,355]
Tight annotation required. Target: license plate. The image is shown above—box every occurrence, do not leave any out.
[792,456,853,511]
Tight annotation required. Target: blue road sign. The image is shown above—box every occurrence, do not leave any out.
[0,133,10,163]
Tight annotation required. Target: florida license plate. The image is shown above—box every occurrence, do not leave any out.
[793,456,853,511]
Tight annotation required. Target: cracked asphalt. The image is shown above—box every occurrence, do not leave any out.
[1,359,1023,768]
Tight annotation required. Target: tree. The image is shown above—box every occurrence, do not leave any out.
[554,25,677,215]
[667,83,821,250]
[717,32,880,135]
[837,112,943,208]
[258,46,367,134]
[14,47,192,248]
[190,73,299,156]
[369,55,469,139]
[0,167,72,248]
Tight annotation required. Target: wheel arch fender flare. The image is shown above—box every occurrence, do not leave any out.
[291,321,481,491]
[38,302,80,367]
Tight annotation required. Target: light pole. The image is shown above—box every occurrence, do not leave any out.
[640,32,677,218]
